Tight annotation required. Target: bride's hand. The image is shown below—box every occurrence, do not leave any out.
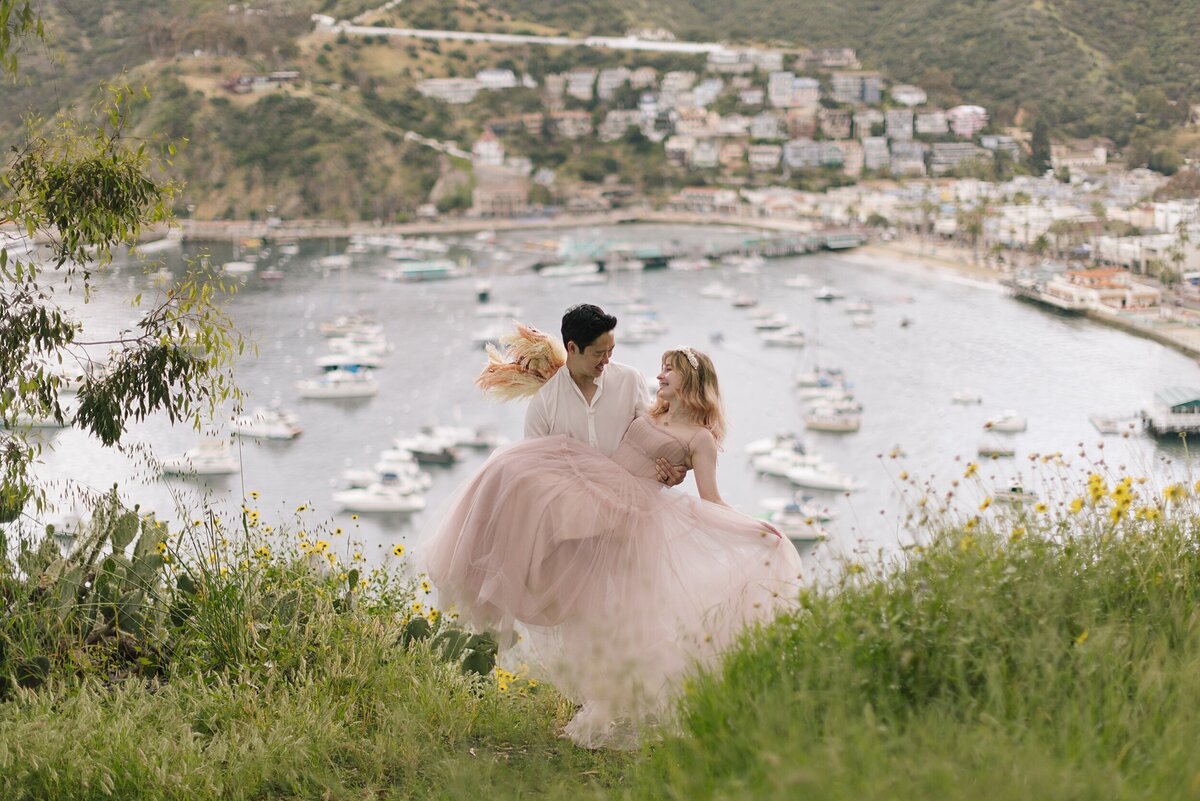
[655,458,687,487]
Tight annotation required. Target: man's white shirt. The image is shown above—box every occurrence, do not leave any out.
[524,361,651,456]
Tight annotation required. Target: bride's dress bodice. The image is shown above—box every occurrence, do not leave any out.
[611,417,690,480]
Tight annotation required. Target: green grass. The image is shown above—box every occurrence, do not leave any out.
[4,478,1200,799]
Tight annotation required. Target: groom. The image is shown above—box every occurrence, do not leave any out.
[525,303,686,486]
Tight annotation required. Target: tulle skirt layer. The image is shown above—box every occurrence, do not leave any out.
[423,435,804,748]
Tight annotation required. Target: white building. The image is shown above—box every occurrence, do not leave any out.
[475,69,517,90]
[947,105,989,138]
[890,84,928,107]
[416,78,482,104]
[915,109,948,136]
[886,108,914,141]
[471,129,505,166]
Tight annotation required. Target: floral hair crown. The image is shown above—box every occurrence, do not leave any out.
[675,347,700,370]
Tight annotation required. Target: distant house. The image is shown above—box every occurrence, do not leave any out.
[853,109,884,138]
[981,134,1021,159]
[767,71,797,108]
[542,74,566,108]
[738,87,765,106]
[630,66,658,89]
[889,84,928,107]
[719,141,747,169]
[664,135,696,166]
[674,107,712,136]
[785,108,818,139]
[566,68,597,101]
[669,187,741,214]
[890,141,928,176]
[829,71,882,105]
[1050,140,1108,172]
[748,143,783,171]
[885,108,914,141]
[818,108,853,140]
[690,139,721,169]
[597,67,632,101]
[811,48,860,69]
[947,105,989,138]
[715,113,752,137]
[550,110,592,139]
[833,139,864,176]
[471,166,529,218]
[520,113,545,135]
[707,49,755,74]
[783,138,821,169]
[692,78,724,108]
[750,111,784,140]
[471,129,505,166]
[1043,267,1161,309]
[475,69,517,90]
[930,142,989,175]
[862,136,890,171]
[915,108,949,136]
[598,109,642,142]
[415,78,482,104]
[661,70,698,93]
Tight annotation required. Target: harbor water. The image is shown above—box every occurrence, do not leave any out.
[20,223,1200,565]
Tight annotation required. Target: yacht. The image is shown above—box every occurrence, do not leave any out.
[760,493,837,523]
[814,286,844,301]
[319,253,353,270]
[794,367,845,389]
[804,410,862,433]
[951,390,983,405]
[731,294,758,308]
[752,313,790,331]
[315,351,384,370]
[233,405,303,440]
[160,438,240,476]
[394,432,460,465]
[333,476,426,513]
[296,366,379,399]
[977,441,1016,458]
[993,484,1037,505]
[752,446,827,478]
[426,425,504,450]
[785,463,862,492]
[221,260,256,275]
[983,410,1027,433]
[759,326,807,347]
[762,503,828,544]
[1089,412,1136,435]
[319,313,380,338]
[744,432,805,457]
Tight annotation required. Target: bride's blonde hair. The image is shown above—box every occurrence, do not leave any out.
[647,348,726,444]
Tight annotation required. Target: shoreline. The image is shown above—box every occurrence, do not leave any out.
[837,236,1200,362]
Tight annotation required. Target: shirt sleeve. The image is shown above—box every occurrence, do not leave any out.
[632,370,652,419]
[524,390,550,439]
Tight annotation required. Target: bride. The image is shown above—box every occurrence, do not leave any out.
[424,345,803,748]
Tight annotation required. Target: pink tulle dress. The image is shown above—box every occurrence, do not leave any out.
[423,416,804,748]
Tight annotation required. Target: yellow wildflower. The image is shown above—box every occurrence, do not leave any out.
[1069,497,1084,514]
[392,543,406,557]
[963,462,978,478]
[250,491,260,500]
[296,504,308,513]
[898,470,909,481]
[1010,526,1026,542]
[155,541,167,554]
[255,545,271,558]
[421,579,432,593]
[1136,505,1161,521]
[1109,506,1125,523]
[959,533,975,551]
[1164,483,1188,504]
[427,608,440,623]
[313,539,330,553]
[411,601,423,613]
[1075,629,1089,646]
[1034,502,1049,515]
[979,497,992,511]
[351,514,359,521]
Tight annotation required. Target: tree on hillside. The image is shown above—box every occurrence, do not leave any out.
[0,2,242,524]
[1028,118,1052,176]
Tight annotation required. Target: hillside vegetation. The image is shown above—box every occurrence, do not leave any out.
[3,0,1196,220]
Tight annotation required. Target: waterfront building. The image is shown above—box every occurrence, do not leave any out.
[915,108,949,136]
[748,144,783,171]
[471,166,529,217]
[471,129,505,166]
[1142,388,1200,437]
[783,138,821,169]
[690,139,721,169]
[890,141,928,176]
[930,142,989,175]
[664,135,696,166]
[668,187,741,214]
[1043,267,1161,309]
[719,141,747,169]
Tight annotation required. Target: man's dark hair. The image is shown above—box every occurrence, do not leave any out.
[561,303,617,352]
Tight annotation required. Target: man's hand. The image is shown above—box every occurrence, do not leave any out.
[655,457,687,487]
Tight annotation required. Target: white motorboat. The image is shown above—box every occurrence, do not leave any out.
[785,463,862,492]
[221,260,256,275]
[760,493,837,523]
[699,281,736,299]
[426,425,505,450]
[804,411,862,433]
[814,286,844,301]
[296,367,379,399]
[333,480,426,513]
[160,438,240,476]
[794,367,845,389]
[784,274,813,289]
[808,395,863,414]
[667,257,710,272]
[319,253,352,270]
[315,351,384,370]
[983,410,1027,433]
[731,294,758,308]
[233,405,303,440]
[752,446,827,478]
[951,390,983,405]
[148,267,175,287]
[978,441,1016,458]
[744,432,805,457]
[762,503,828,544]
[993,484,1037,505]
[752,313,791,331]
[760,326,807,347]
[319,313,379,338]
[134,229,183,255]
[394,432,460,465]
